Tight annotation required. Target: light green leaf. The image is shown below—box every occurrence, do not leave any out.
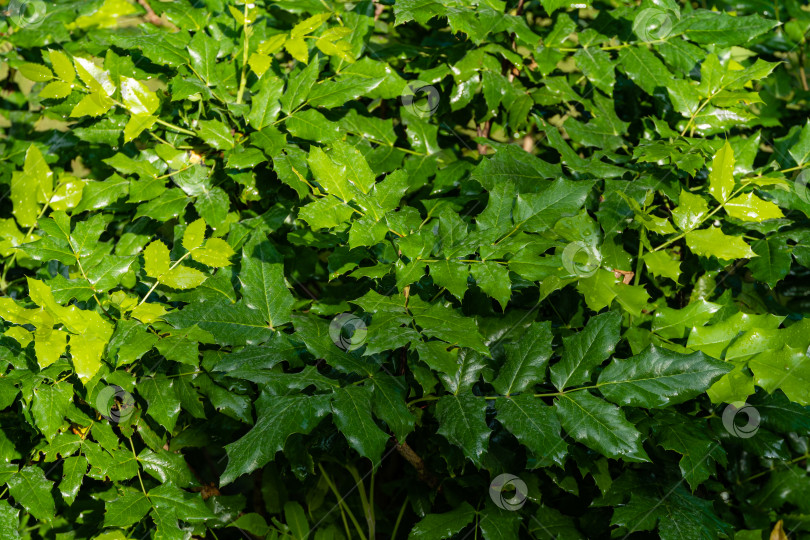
[708,141,735,203]
[685,228,756,260]
[724,192,784,222]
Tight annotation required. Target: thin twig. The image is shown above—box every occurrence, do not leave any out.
[136,0,174,29]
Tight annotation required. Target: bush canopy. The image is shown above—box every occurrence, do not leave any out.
[1,0,810,538]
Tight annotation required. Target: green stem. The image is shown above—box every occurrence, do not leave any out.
[346,464,374,539]
[128,437,149,499]
[653,184,748,253]
[235,1,251,105]
[390,498,408,540]
[634,228,646,287]
[318,464,368,540]
[154,118,196,137]
[1,187,59,290]
[138,250,193,306]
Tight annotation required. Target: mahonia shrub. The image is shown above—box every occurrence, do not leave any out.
[1,0,810,537]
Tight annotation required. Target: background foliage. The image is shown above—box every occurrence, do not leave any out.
[1,0,810,538]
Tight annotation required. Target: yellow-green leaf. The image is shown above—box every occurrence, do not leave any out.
[724,192,784,222]
[50,177,86,211]
[192,238,235,267]
[248,53,272,78]
[70,91,114,117]
[40,81,73,100]
[69,336,107,382]
[183,218,207,252]
[123,114,157,142]
[284,37,309,64]
[35,329,68,368]
[290,13,331,38]
[73,57,115,96]
[130,303,168,324]
[120,77,159,116]
[6,326,33,347]
[708,141,735,203]
[144,240,170,278]
[48,50,75,82]
[685,228,757,261]
[162,265,208,289]
[258,34,287,55]
[18,63,53,82]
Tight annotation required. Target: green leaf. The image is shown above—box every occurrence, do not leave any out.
[57,456,86,506]
[672,190,709,232]
[408,502,476,539]
[748,236,791,287]
[239,241,294,328]
[0,500,19,539]
[307,77,384,109]
[104,490,151,528]
[331,386,389,463]
[513,179,595,232]
[555,392,649,462]
[597,346,730,408]
[222,394,331,485]
[134,188,189,221]
[550,311,621,391]
[143,240,170,278]
[40,81,73,99]
[139,377,182,431]
[414,303,489,354]
[247,77,284,129]
[197,119,234,150]
[164,300,275,346]
[31,382,72,440]
[496,395,567,466]
[371,376,415,441]
[678,10,778,47]
[48,50,74,82]
[435,394,489,467]
[284,37,309,64]
[750,346,810,405]
[7,466,55,521]
[492,321,553,396]
[182,218,206,251]
[187,30,218,85]
[470,261,511,310]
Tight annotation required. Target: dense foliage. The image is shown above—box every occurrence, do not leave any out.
[1,0,810,538]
